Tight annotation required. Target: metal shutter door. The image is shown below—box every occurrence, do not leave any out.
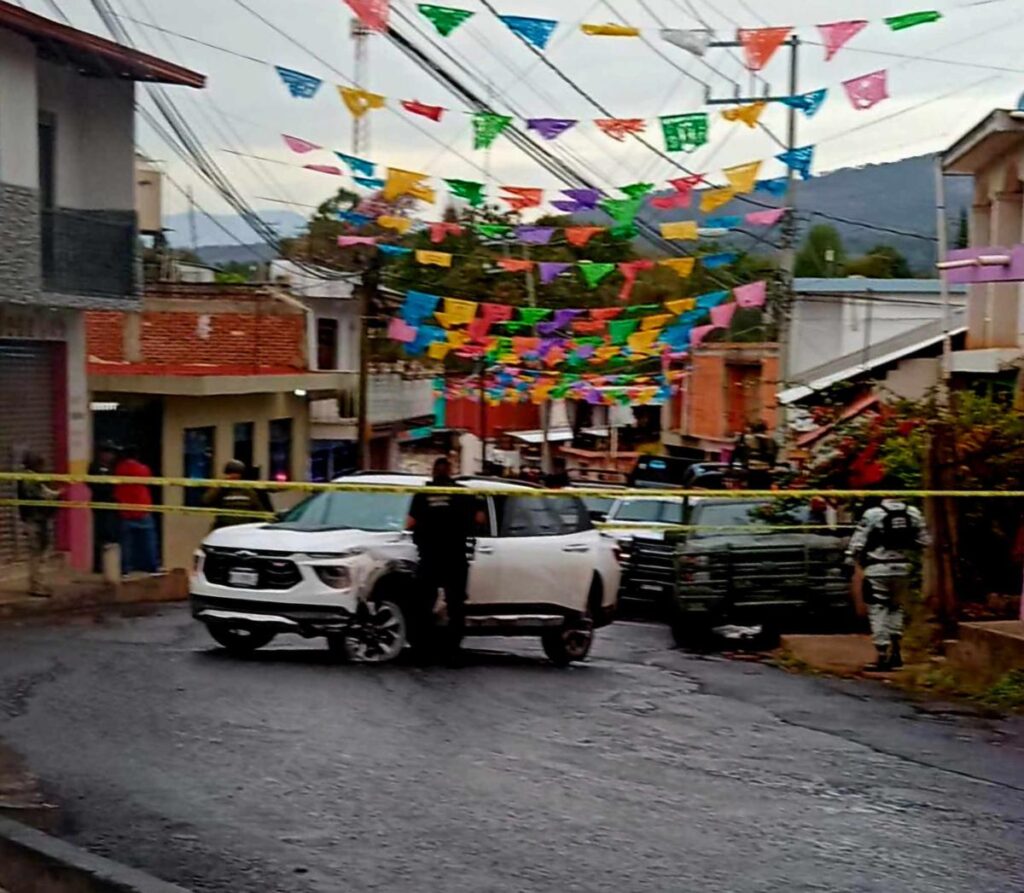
[0,340,55,566]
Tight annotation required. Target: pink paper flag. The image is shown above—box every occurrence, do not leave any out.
[337,235,378,247]
[283,134,321,154]
[818,20,868,61]
[617,259,655,302]
[733,280,767,309]
[710,302,737,328]
[429,222,464,243]
[690,324,717,347]
[345,0,389,32]
[650,191,692,210]
[388,316,417,343]
[304,164,343,175]
[843,70,889,110]
[745,208,787,227]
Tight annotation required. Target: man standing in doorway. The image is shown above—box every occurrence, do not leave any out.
[406,457,477,658]
[114,446,159,576]
[17,452,60,597]
[846,477,930,671]
[88,442,120,574]
[202,460,269,529]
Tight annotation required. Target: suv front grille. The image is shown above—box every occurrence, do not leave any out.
[202,547,302,591]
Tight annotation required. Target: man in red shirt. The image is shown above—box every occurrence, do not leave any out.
[114,446,159,575]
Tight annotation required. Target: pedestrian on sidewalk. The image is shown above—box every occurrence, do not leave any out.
[88,441,120,574]
[113,446,159,576]
[17,452,61,597]
[846,476,930,671]
[202,460,268,529]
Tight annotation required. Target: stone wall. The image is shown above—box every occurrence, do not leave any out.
[0,182,41,302]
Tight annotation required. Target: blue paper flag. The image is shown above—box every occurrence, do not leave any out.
[335,153,376,177]
[780,88,827,118]
[378,245,413,258]
[337,210,373,226]
[695,289,730,310]
[499,15,558,49]
[660,324,692,349]
[703,216,742,230]
[776,146,815,180]
[402,290,441,325]
[702,254,738,270]
[755,178,789,196]
[353,176,384,189]
[275,65,323,99]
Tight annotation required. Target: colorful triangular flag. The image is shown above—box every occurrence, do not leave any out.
[499,15,558,49]
[335,152,375,176]
[780,88,828,118]
[473,112,513,149]
[283,134,320,154]
[578,262,616,288]
[776,145,815,180]
[660,29,713,56]
[721,102,766,128]
[885,11,941,31]
[401,99,445,121]
[275,66,322,99]
[417,4,474,37]
[345,0,389,31]
[338,86,386,118]
[527,118,577,140]
[595,118,646,141]
[445,178,485,207]
[723,161,762,194]
[738,27,792,71]
[661,113,709,152]
[842,70,889,110]
[818,20,868,61]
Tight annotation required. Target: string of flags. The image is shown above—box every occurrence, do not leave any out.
[386,280,769,364]
[285,137,811,213]
[437,369,680,408]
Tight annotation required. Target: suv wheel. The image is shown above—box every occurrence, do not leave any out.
[542,623,593,666]
[341,597,408,663]
[206,623,276,655]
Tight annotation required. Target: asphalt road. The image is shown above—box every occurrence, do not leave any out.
[1,608,1024,893]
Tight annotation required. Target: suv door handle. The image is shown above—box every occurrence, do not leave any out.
[562,544,591,553]
[477,545,495,555]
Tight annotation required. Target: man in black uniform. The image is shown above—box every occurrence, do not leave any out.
[406,457,476,655]
[202,459,269,529]
[88,442,120,573]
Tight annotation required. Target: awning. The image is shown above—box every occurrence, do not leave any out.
[509,428,575,444]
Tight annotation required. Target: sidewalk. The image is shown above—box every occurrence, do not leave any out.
[0,571,188,622]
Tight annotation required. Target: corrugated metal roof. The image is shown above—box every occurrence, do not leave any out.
[794,278,967,295]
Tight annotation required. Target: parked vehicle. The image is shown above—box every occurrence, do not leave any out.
[568,483,626,524]
[627,455,691,489]
[668,499,850,645]
[190,474,621,665]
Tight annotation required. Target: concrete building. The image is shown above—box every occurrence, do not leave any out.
[86,283,355,570]
[942,109,1024,380]
[0,3,203,579]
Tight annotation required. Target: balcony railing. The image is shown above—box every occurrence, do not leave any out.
[41,208,135,298]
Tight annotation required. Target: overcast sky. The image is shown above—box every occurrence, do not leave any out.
[30,0,1024,230]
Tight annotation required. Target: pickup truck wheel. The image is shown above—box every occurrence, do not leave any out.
[342,598,408,663]
[542,625,593,666]
[206,623,275,655]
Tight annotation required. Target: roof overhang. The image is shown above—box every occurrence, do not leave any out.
[0,1,205,87]
[90,371,355,397]
[942,109,1024,175]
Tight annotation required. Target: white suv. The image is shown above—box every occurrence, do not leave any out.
[189,474,621,665]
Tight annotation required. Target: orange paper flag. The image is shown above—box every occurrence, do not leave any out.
[565,226,604,247]
[738,27,792,71]
[497,258,534,273]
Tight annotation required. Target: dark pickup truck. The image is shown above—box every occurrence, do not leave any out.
[624,498,851,644]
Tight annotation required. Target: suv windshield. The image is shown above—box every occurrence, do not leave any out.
[690,501,811,536]
[612,499,684,524]
[275,490,412,532]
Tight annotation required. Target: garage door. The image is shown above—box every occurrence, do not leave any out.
[0,340,56,566]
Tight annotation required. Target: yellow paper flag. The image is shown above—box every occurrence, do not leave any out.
[443,297,477,325]
[594,345,619,363]
[660,220,698,241]
[338,86,386,118]
[446,330,470,348]
[665,297,697,315]
[427,341,452,360]
[383,168,430,202]
[531,382,554,404]
[582,23,640,36]
[641,313,672,331]
[377,215,411,234]
[659,257,696,278]
[721,102,766,129]
[434,312,456,328]
[723,161,762,194]
[627,330,660,352]
[700,187,736,213]
[416,249,453,268]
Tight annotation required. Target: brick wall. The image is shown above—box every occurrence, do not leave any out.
[685,345,779,442]
[85,284,309,371]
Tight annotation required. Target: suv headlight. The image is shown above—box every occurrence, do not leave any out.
[314,565,353,589]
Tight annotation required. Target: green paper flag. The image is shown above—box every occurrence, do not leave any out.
[619,182,655,198]
[417,4,475,37]
[578,262,616,289]
[609,222,639,241]
[885,10,941,30]
[661,112,709,152]
[446,178,485,207]
[609,318,640,344]
[551,383,572,397]
[518,307,552,325]
[599,195,645,223]
[501,322,532,334]
[475,223,511,238]
[625,303,659,317]
[473,112,513,149]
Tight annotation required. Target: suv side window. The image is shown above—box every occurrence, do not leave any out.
[494,495,593,537]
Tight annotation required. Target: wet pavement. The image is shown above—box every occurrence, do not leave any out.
[1,607,1023,892]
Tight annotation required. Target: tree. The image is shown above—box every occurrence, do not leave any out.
[845,244,913,279]
[794,225,845,277]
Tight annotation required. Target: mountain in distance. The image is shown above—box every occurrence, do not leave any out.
[181,155,973,273]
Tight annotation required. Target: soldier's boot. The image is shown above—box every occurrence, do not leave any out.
[888,636,903,669]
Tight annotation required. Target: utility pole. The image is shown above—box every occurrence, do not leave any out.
[522,242,551,473]
[934,156,952,405]
[704,35,800,445]
[355,254,379,470]
[351,18,371,155]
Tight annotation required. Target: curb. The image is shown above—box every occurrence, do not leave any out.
[0,815,190,892]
